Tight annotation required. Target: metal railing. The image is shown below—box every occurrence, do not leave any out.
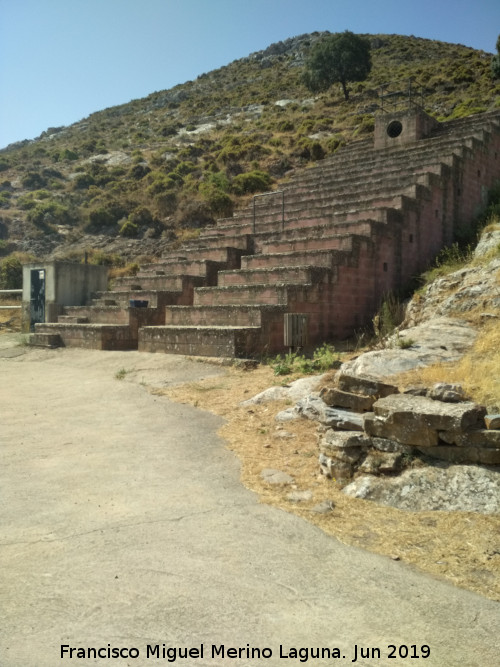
[378,78,426,113]
[252,190,285,234]
[0,288,22,309]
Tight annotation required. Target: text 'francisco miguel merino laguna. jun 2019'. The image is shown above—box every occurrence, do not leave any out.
[60,642,432,662]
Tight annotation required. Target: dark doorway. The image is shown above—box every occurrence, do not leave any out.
[30,269,45,331]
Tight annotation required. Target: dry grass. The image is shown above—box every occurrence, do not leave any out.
[159,363,500,602]
[0,298,21,331]
[393,319,500,408]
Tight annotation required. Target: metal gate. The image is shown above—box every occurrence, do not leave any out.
[30,269,45,331]
[284,313,308,349]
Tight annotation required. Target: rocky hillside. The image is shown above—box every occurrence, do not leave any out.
[0,32,499,267]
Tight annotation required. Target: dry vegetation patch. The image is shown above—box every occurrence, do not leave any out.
[0,298,21,330]
[160,363,500,602]
[394,318,500,408]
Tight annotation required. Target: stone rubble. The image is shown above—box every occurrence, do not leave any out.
[263,355,500,512]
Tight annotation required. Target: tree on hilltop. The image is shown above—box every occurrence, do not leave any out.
[303,31,372,101]
[491,34,500,79]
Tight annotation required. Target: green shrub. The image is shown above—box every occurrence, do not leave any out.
[26,201,70,227]
[154,192,177,215]
[312,343,339,370]
[310,141,325,161]
[128,206,153,227]
[269,344,339,376]
[87,250,125,267]
[277,120,295,132]
[22,171,47,190]
[0,254,23,289]
[85,201,128,232]
[73,173,95,190]
[0,191,11,206]
[129,163,151,180]
[326,135,345,154]
[394,336,416,349]
[54,148,78,162]
[421,243,474,284]
[86,207,116,230]
[373,293,406,339]
[271,351,297,376]
[147,172,179,196]
[172,161,196,177]
[231,170,272,195]
[17,194,37,210]
[199,172,233,216]
[119,219,138,237]
[161,123,180,137]
[353,115,375,136]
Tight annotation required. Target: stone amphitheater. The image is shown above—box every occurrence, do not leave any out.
[30,106,500,357]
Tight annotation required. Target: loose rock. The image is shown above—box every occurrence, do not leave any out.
[260,469,295,485]
[342,465,500,514]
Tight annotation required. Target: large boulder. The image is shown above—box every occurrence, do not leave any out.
[342,464,500,514]
[319,386,375,412]
[295,395,364,430]
[339,317,477,379]
[336,372,398,398]
[241,374,325,405]
[365,394,486,447]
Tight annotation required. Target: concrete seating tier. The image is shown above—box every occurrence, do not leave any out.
[215,187,431,234]
[33,109,500,356]
[163,304,287,327]
[138,325,263,358]
[217,265,331,287]
[175,233,253,252]
[240,248,351,271]
[136,259,222,285]
[166,246,250,268]
[212,209,400,238]
[111,274,206,293]
[34,323,136,350]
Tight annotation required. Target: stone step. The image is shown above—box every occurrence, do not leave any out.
[112,274,206,293]
[241,248,351,271]
[286,169,443,201]
[285,140,470,183]
[138,325,263,358]
[214,207,401,237]
[166,245,250,269]
[219,189,421,230]
[164,304,286,327]
[90,289,190,309]
[251,221,376,253]
[34,323,136,351]
[285,153,450,183]
[29,332,62,348]
[294,129,487,175]
[136,259,222,285]
[193,282,312,307]
[57,315,90,324]
[260,232,363,256]
[61,306,130,325]
[217,265,332,287]
[180,233,253,252]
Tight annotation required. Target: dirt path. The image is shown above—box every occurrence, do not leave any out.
[1,339,499,666]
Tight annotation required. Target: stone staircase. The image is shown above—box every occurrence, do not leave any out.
[33,109,500,357]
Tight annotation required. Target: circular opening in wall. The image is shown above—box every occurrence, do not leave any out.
[387,120,403,138]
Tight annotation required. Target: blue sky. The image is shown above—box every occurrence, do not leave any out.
[1,0,499,149]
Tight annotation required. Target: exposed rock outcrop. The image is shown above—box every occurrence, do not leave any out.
[404,228,500,327]
[342,465,500,514]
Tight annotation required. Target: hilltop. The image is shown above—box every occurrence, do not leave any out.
[0,32,499,267]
